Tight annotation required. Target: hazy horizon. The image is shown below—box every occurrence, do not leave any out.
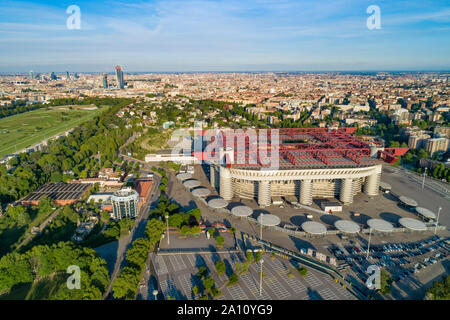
[1,0,449,72]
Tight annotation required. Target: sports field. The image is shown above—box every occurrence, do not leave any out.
[0,106,106,158]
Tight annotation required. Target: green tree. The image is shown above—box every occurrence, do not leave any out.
[180,225,190,236]
[215,260,226,276]
[191,225,201,236]
[112,266,140,299]
[203,276,214,292]
[425,275,450,300]
[296,267,308,277]
[227,273,238,286]
[246,250,253,261]
[145,218,165,246]
[192,285,199,297]
[380,270,392,295]
[198,266,208,279]
[215,235,224,248]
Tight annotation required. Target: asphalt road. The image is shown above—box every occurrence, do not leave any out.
[381,164,450,228]
[103,171,161,299]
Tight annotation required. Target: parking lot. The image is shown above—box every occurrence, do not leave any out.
[162,164,449,299]
[327,235,449,295]
[147,251,356,300]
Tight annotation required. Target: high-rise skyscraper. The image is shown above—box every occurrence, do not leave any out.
[103,73,108,89]
[115,65,124,89]
[50,72,57,80]
[29,70,34,80]
[66,71,70,80]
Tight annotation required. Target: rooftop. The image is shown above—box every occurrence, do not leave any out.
[21,182,91,202]
[197,128,384,170]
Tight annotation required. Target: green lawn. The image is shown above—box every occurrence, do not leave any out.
[0,106,107,158]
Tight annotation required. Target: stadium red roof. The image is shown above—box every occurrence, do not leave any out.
[194,128,386,169]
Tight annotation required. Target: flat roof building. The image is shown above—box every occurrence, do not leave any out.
[20,182,92,206]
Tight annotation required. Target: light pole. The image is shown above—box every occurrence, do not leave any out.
[422,167,427,190]
[366,228,372,260]
[260,221,263,241]
[153,290,158,300]
[434,206,442,235]
[259,259,264,297]
[165,214,170,245]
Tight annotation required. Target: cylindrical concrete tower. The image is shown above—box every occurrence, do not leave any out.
[210,164,215,189]
[258,180,271,207]
[219,166,233,200]
[299,179,313,206]
[219,147,234,165]
[340,178,354,204]
[364,172,381,196]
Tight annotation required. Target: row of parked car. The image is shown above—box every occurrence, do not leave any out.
[346,235,447,257]
[331,236,449,288]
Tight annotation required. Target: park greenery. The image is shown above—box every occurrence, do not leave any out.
[0,241,109,300]
[112,238,152,299]
[81,217,134,248]
[0,100,45,119]
[0,97,135,205]
[19,205,79,252]
[0,197,55,256]
[425,275,450,300]
[195,266,221,299]
[112,216,166,300]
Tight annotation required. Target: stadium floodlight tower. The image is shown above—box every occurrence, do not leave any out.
[219,147,234,201]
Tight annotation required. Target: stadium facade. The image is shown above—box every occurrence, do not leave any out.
[199,128,389,207]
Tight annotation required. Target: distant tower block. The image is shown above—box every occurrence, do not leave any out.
[299,179,313,206]
[364,172,381,196]
[258,180,271,207]
[219,166,233,200]
[340,178,354,204]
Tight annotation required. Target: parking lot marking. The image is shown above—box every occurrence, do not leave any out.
[280,272,307,294]
[178,273,194,300]
[240,272,271,300]
[160,278,182,300]
[260,267,291,299]
[304,272,323,288]
[318,287,339,300]
[226,283,249,300]
[185,254,197,267]
[155,255,169,276]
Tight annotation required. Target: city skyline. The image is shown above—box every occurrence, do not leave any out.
[1,0,449,72]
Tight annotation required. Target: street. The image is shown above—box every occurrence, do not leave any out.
[102,170,161,299]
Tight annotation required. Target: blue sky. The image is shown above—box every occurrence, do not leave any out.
[0,0,449,72]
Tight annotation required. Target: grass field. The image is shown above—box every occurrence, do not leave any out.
[0,106,107,158]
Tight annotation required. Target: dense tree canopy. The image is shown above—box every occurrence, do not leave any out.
[0,241,109,300]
